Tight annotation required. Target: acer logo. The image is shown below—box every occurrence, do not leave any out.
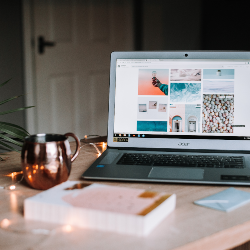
[178,142,190,146]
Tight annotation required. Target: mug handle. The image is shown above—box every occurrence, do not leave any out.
[64,133,81,162]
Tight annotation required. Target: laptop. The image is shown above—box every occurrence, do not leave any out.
[82,51,250,185]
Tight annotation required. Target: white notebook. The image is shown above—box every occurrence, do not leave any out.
[194,187,250,212]
[24,181,176,236]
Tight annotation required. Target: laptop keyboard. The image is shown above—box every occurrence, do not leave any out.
[117,153,245,168]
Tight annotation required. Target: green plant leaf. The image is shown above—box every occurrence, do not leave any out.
[0,133,23,147]
[0,95,22,106]
[0,106,35,116]
[0,123,29,140]
[0,79,34,153]
[0,79,11,88]
[0,121,29,134]
[0,139,19,152]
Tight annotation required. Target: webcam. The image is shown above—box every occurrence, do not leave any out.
[185,54,188,57]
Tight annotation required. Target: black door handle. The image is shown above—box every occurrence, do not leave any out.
[38,36,56,54]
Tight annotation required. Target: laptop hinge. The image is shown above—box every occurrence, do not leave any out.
[107,146,250,154]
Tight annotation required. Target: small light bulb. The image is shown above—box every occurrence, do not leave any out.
[0,219,10,228]
[9,185,16,190]
[62,225,72,232]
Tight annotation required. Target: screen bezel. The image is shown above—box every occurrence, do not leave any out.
[107,51,250,151]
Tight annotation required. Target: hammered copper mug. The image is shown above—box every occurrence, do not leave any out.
[21,133,80,190]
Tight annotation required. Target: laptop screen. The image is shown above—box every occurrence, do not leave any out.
[108,51,250,151]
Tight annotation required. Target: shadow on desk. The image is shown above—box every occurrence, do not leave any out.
[232,241,250,250]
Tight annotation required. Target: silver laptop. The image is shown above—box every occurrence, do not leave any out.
[82,51,250,185]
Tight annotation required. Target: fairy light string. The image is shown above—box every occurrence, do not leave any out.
[80,135,107,157]
[0,135,108,242]
[1,136,107,190]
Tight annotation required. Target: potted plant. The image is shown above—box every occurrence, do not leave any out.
[0,79,34,160]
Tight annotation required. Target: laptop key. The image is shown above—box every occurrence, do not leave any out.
[117,153,245,169]
[206,164,214,168]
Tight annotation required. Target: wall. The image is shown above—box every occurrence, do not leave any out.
[0,0,25,131]
[141,0,250,51]
[202,0,250,50]
[142,0,203,50]
[1,0,250,141]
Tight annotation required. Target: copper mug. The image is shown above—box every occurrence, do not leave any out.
[21,133,80,190]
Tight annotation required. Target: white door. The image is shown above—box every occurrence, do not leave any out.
[188,121,196,132]
[173,120,182,132]
[26,0,133,138]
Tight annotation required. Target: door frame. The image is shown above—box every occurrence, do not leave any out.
[22,0,37,134]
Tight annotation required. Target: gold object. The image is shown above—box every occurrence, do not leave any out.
[21,133,80,190]
[137,194,171,216]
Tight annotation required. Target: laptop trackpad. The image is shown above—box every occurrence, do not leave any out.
[148,167,204,180]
